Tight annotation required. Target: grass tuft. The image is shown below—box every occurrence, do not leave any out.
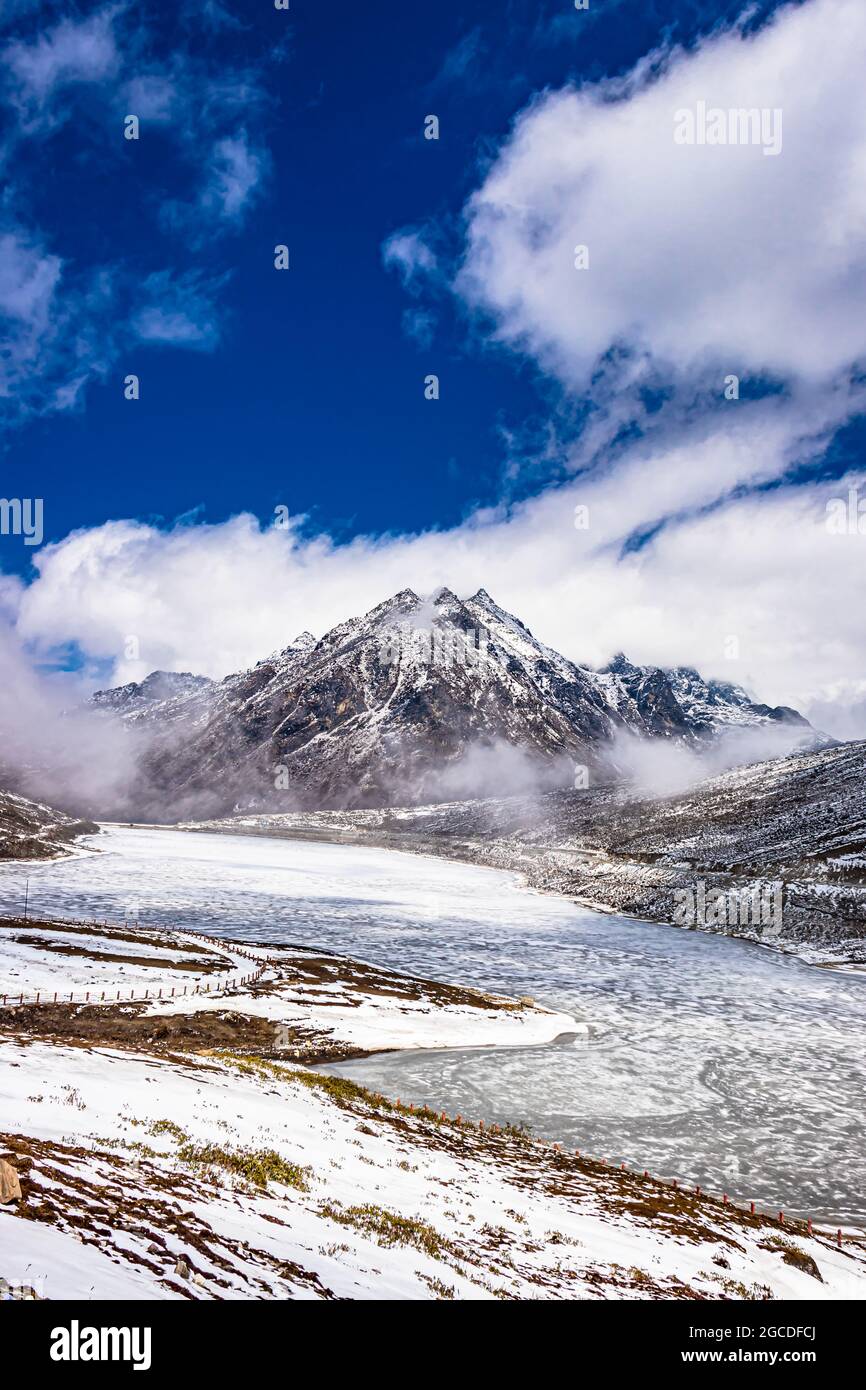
[319,1202,453,1259]
[148,1120,310,1192]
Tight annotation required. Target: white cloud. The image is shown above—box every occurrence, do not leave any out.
[12,406,866,738]
[122,71,177,123]
[434,28,484,87]
[130,270,225,349]
[382,230,439,287]
[0,227,116,416]
[401,306,437,349]
[206,132,267,220]
[0,227,60,336]
[458,0,866,389]
[0,230,223,420]
[2,7,119,129]
[383,229,442,344]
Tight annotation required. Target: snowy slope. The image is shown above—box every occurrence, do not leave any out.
[0,789,98,862]
[3,922,863,1302]
[91,670,214,725]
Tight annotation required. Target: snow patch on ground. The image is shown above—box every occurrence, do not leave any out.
[2,920,865,1301]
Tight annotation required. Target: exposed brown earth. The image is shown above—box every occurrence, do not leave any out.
[2,917,212,953]
[2,934,228,973]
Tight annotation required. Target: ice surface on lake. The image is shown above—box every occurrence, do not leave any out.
[2,825,864,1224]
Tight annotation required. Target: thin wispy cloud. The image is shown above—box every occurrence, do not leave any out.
[382,229,439,287]
[0,226,117,416]
[0,1,280,424]
[1,5,120,131]
[434,28,484,87]
[130,269,227,350]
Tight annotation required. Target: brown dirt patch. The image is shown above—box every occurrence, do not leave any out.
[3,934,225,972]
[0,916,213,955]
[266,952,525,1012]
[0,998,372,1064]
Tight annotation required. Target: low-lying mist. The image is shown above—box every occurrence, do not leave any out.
[386,739,581,807]
[605,723,824,798]
[0,624,141,818]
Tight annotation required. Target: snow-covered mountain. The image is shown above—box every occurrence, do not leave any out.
[601,652,816,739]
[87,587,824,817]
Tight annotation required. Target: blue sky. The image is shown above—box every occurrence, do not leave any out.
[1,0,797,558]
[1,0,865,736]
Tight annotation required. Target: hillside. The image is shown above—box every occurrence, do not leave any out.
[0,790,98,863]
[3,918,861,1301]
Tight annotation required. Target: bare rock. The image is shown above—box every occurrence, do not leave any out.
[0,1159,21,1204]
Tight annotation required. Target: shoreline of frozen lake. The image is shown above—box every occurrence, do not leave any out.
[1,823,863,1227]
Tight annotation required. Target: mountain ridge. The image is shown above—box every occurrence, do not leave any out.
[83,587,827,818]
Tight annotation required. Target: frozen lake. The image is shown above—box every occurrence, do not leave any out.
[2,824,864,1225]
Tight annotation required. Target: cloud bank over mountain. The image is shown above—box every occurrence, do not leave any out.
[2,0,866,740]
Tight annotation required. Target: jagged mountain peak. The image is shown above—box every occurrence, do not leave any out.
[669,664,702,680]
[362,588,423,624]
[92,669,212,708]
[257,631,318,667]
[601,652,644,679]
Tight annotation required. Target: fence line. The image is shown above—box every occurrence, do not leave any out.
[0,915,271,1010]
[385,1101,854,1258]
